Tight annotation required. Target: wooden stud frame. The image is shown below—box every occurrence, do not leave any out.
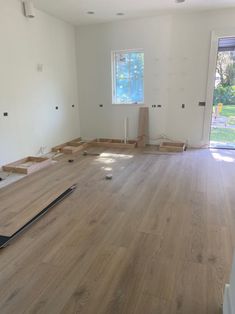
[159,142,186,153]
[52,138,82,152]
[52,138,90,154]
[91,139,137,149]
[52,137,137,153]
[2,157,53,175]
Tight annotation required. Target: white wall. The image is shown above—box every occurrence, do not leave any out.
[168,10,235,146]
[77,16,172,142]
[0,0,80,166]
[77,9,235,146]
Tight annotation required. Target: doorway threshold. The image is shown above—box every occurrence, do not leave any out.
[210,141,235,150]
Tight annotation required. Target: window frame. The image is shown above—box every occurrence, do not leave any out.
[111,49,145,105]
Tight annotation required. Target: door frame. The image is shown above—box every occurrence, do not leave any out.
[204,29,235,146]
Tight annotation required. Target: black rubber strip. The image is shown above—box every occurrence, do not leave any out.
[0,184,77,249]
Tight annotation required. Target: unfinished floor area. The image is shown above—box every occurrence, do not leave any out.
[0,148,234,314]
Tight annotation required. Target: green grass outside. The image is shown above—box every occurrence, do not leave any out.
[228,116,235,126]
[210,127,235,143]
[219,105,235,118]
[211,105,235,143]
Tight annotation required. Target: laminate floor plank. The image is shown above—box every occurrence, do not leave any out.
[0,148,234,314]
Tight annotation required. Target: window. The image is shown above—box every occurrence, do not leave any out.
[112,50,144,104]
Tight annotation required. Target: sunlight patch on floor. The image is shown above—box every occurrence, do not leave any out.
[211,151,235,163]
[95,152,134,165]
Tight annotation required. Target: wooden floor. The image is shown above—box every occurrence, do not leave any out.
[0,148,235,314]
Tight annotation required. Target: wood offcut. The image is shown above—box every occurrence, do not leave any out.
[137,107,149,147]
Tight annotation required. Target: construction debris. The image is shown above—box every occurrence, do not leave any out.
[83,151,100,156]
[105,174,113,180]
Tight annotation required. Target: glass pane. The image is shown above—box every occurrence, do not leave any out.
[113,51,144,104]
[129,52,144,103]
[115,53,129,80]
[116,79,130,103]
[210,46,235,148]
[130,78,144,103]
[130,52,144,80]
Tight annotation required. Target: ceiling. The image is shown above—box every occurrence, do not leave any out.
[33,0,235,26]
